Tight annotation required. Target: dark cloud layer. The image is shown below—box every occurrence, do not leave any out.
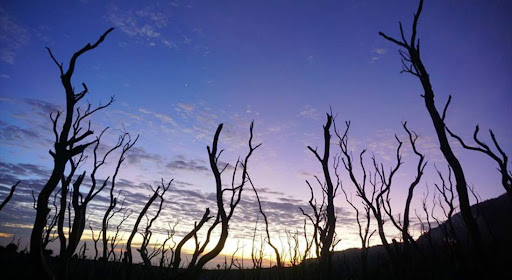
[0,160,357,256]
[166,159,209,173]
[0,120,40,144]
[23,98,62,119]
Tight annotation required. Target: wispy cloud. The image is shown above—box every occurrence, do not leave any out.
[368,137,399,161]
[370,47,387,63]
[162,39,177,49]
[0,121,40,146]
[0,6,30,64]
[0,98,60,150]
[298,105,320,120]
[106,4,168,45]
[23,98,62,119]
[0,162,50,179]
[105,3,208,52]
[169,0,193,9]
[138,108,178,126]
[373,48,387,55]
[175,102,195,115]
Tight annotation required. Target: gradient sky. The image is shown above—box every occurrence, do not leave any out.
[0,0,511,266]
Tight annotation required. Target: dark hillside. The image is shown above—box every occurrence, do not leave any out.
[417,193,512,245]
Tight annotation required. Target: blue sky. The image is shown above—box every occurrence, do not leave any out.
[0,0,511,265]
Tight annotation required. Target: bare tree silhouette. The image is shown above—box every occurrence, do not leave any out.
[125,181,170,265]
[89,224,101,260]
[138,180,172,268]
[380,123,426,278]
[432,165,458,245]
[182,122,261,280]
[0,181,19,212]
[415,186,436,252]
[338,119,401,276]
[299,180,324,260]
[31,188,59,251]
[248,175,283,271]
[29,28,115,280]
[57,130,134,279]
[106,203,132,261]
[337,165,375,280]
[302,113,338,280]
[170,208,212,275]
[250,217,266,272]
[337,119,427,279]
[379,0,483,254]
[158,220,178,269]
[102,134,138,260]
[446,124,511,202]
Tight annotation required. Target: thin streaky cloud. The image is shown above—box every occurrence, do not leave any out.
[298,105,321,120]
[0,6,30,64]
[372,48,387,55]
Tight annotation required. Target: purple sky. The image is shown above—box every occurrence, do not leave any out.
[0,0,511,265]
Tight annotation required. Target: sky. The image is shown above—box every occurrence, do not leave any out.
[0,0,511,267]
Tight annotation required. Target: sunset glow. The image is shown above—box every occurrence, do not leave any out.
[0,0,510,275]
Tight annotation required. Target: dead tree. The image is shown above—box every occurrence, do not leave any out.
[102,134,138,260]
[57,152,85,257]
[125,181,170,265]
[432,165,458,244]
[216,241,243,279]
[29,28,114,280]
[58,129,131,279]
[31,187,60,251]
[0,181,20,212]
[338,120,402,277]
[248,175,283,268]
[170,209,212,273]
[446,124,511,201]
[304,113,338,280]
[285,229,303,267]
[44,191,60,251]
[188,213,219,269]
[433,167,462,257]
[106,204,131,261]
[379,123,426,247]
[337,161,375,280]
[159,221,178,268]
[180,122,260,279]
[379,0,483,252]
[95,194,132,262]
[425,166,467,273]
[415,187,436,252]
[137,179,172,268]
[250,218,266,270]
[248,175,285,280]
[299,180,324,259]
[380,123,426,277]
[89,224,101,260]
[338,120,427,278]
[300,218,314,262]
